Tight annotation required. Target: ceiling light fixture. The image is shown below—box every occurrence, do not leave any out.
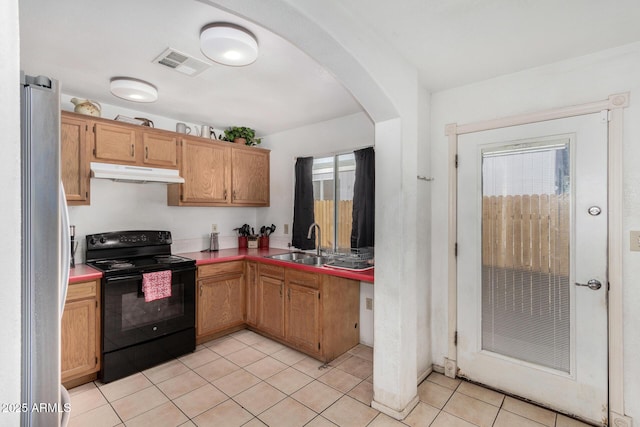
[110,78,158,103]
[200,23,258,67]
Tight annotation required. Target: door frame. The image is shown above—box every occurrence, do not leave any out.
[445,93,629,425]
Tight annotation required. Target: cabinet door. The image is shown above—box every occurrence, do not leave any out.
[180,139,230,204]
[142,132,178,167]
[61,114,90,205]
[286,283,321,355]
[61,298,97,381]
[258,275,285,338]
[197,275,244,338]
[94,122,137,163]
[245,262,258,326]
[231,148,270,206]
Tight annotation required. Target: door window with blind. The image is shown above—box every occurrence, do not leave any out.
[481,140,571,372]
[312,154,355,250]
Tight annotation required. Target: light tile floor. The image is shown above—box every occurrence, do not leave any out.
[68,330,594,427]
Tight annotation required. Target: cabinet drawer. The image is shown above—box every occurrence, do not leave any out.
[259,263,284,280]
[198,261,244,278]
[66,280,98,302]
[286,268,319,289]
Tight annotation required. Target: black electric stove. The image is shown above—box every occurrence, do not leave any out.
[85,230,196,383]
[85,230,195,275]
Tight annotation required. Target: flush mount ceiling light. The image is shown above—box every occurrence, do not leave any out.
[200,23,258,66]
[110,78,158,103]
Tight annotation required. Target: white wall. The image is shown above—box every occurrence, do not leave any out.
[1,0,22,424]
[429,42,640,419]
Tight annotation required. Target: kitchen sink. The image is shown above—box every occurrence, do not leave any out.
[266,252,314,261]
[265,252,333,266]
[294,256,332,266]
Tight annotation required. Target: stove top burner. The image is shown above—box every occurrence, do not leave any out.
[88,254,195,275]
[153,255,189,263]
[111,262,135,269]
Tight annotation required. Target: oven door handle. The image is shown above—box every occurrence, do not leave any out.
[106,274,144,283]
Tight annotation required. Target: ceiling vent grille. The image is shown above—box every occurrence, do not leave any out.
[153,48,210,76]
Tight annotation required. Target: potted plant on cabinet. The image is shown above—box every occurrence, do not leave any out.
[222,126,262,146]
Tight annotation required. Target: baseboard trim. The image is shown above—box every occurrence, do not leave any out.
[371,394,419,421]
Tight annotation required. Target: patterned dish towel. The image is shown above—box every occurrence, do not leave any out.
[142,270,172,302]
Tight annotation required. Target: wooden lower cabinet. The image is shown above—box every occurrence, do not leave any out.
[255,264,360,362]
[195,260,361,362]
[258,266,285,339]
[196,261,245,342]
[245,261,259,326]
[286,282,321,355]
[61,279,100,387]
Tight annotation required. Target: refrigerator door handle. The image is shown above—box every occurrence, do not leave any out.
[60,183,70,316]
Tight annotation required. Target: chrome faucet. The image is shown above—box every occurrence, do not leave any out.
[307,222,321,256]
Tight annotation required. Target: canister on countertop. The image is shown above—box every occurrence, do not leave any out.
[209,232,219,251]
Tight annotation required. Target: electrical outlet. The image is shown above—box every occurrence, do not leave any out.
[284,224,289,234]
[365,298,373,310]
[631,230,640,251]
[211,224,218,233]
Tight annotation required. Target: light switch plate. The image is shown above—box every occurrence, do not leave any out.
[211,224,218,233]
[631,231,640,251]
[284,224,289,234]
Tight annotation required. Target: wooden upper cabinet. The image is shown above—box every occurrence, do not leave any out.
[93,122,137,164]
[168,140,270,207]
[142,131,178,167]
[231,147,270,206]
[170,138,230,205]
[61,112,90,205]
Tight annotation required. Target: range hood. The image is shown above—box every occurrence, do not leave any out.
[90,162,185,184]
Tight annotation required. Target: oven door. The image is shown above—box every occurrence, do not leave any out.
[102,266,195,353]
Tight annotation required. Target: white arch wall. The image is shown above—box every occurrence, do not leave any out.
[203,0,432,417]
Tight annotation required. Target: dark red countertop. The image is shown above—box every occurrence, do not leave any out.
[180,248,375,283]
[68,247,374,284]
[68,264,103,284]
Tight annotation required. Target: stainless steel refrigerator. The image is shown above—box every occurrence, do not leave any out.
[21,73,71,426]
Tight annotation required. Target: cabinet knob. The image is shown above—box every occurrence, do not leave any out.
[145,146,148,159]
[130,144,135,157]
[224,189,228,200]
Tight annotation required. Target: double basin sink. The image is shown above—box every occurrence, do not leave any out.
[265,251,331,267]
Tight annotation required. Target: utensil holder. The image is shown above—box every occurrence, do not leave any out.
[238,236,248,249]
[248,237,259,249]
[259,236,269,248]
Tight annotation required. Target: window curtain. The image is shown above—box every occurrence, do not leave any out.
[292,157,316,250]
[351,147,375,248]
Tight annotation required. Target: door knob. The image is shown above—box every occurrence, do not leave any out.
[575,279,602,290]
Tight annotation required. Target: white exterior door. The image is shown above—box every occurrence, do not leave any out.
[456,112,608,424]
